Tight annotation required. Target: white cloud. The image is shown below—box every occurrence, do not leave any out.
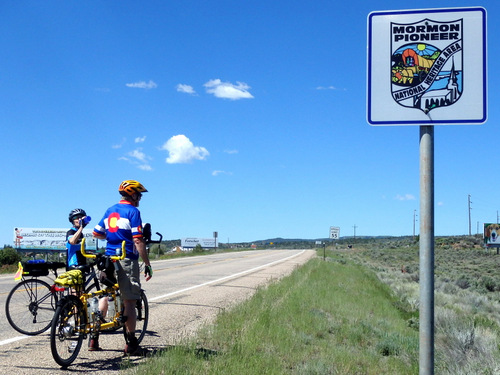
[128,148,149,163]
[204,79,254,100]
[135,136,146,143]
[126,80,158,89]
[212,170,233,176]
[112,137,127,149]
[118,148,153,171]
[316,85,347,91]
[395,194,416,201]
[224,149,238,154]
[160,135,209,164]
[176,84,196,95]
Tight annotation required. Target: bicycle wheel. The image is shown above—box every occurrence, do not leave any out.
[50,296,85,368]
[5,278,57,335]
[123,290,149,344]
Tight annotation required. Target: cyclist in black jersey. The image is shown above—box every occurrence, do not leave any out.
[66,208,88,268]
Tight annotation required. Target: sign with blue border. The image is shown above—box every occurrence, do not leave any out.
[367,7,487,125]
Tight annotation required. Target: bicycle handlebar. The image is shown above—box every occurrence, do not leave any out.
[146,232,163,245]
[80,238,126,261]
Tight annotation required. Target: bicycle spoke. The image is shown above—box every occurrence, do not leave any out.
[6,279,56,335]
[50,297,85,367]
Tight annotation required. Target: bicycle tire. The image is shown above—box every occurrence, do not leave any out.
[123,290,149,344]
[5,278,57,335]
[50,296,85,368]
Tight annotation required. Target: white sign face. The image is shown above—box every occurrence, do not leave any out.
[367,7,487,125]
[13,227,99,250]
[329,227,340,240]
[181,237,218,248]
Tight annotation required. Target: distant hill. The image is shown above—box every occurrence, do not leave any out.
[159,234,485,251]
[253,236,412,244]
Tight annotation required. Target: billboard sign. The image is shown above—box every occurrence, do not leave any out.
[13,227,99,250]
[367,7,487,125]
[484,223,500,248]
[181,237,218,248]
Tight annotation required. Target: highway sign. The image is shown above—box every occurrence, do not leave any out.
[367,7,487,125]
[329,226,340,240]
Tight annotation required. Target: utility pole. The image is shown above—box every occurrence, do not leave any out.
[353,225,357,239]
[413,209,418,239]
[468,194,472,236]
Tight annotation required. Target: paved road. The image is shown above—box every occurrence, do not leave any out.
[0,249,316,374]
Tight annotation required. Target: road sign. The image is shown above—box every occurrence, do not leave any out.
[484,223,500,248]
[367,7,487,125]
[329,227,340,240]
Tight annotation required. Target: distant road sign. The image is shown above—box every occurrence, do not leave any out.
[329,227,340,240]
[367,7,487,125]
[484,223,500,248]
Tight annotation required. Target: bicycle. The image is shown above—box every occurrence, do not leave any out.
[50,240,149,367]
[5,260,65,335]
[5,257,103,336]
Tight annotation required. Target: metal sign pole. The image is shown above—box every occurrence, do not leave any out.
[419,125,435,375]
[367,7,486,374]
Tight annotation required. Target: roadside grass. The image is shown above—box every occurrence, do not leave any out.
[343,242,500,374]
[125,257,419,374]
[8,236,499,372]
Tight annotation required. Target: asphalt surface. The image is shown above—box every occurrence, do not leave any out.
[0,249,316,374]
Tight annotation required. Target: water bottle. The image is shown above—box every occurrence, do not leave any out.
[115,294,122,314]
[107,296,115,318]
[87,301,92,321]
[88,297,99,320]
[82,216,92,225]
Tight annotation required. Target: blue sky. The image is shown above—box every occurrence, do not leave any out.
[1,1,498,246]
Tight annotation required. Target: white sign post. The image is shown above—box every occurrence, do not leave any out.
[329,226,340,240]
[368,8,486,375]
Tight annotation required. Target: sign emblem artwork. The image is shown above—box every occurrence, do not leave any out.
[391,18,463,114]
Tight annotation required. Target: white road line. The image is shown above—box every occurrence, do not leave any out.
[1,250,305,346]
[150,250,304,302]
[0,335,29,346]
